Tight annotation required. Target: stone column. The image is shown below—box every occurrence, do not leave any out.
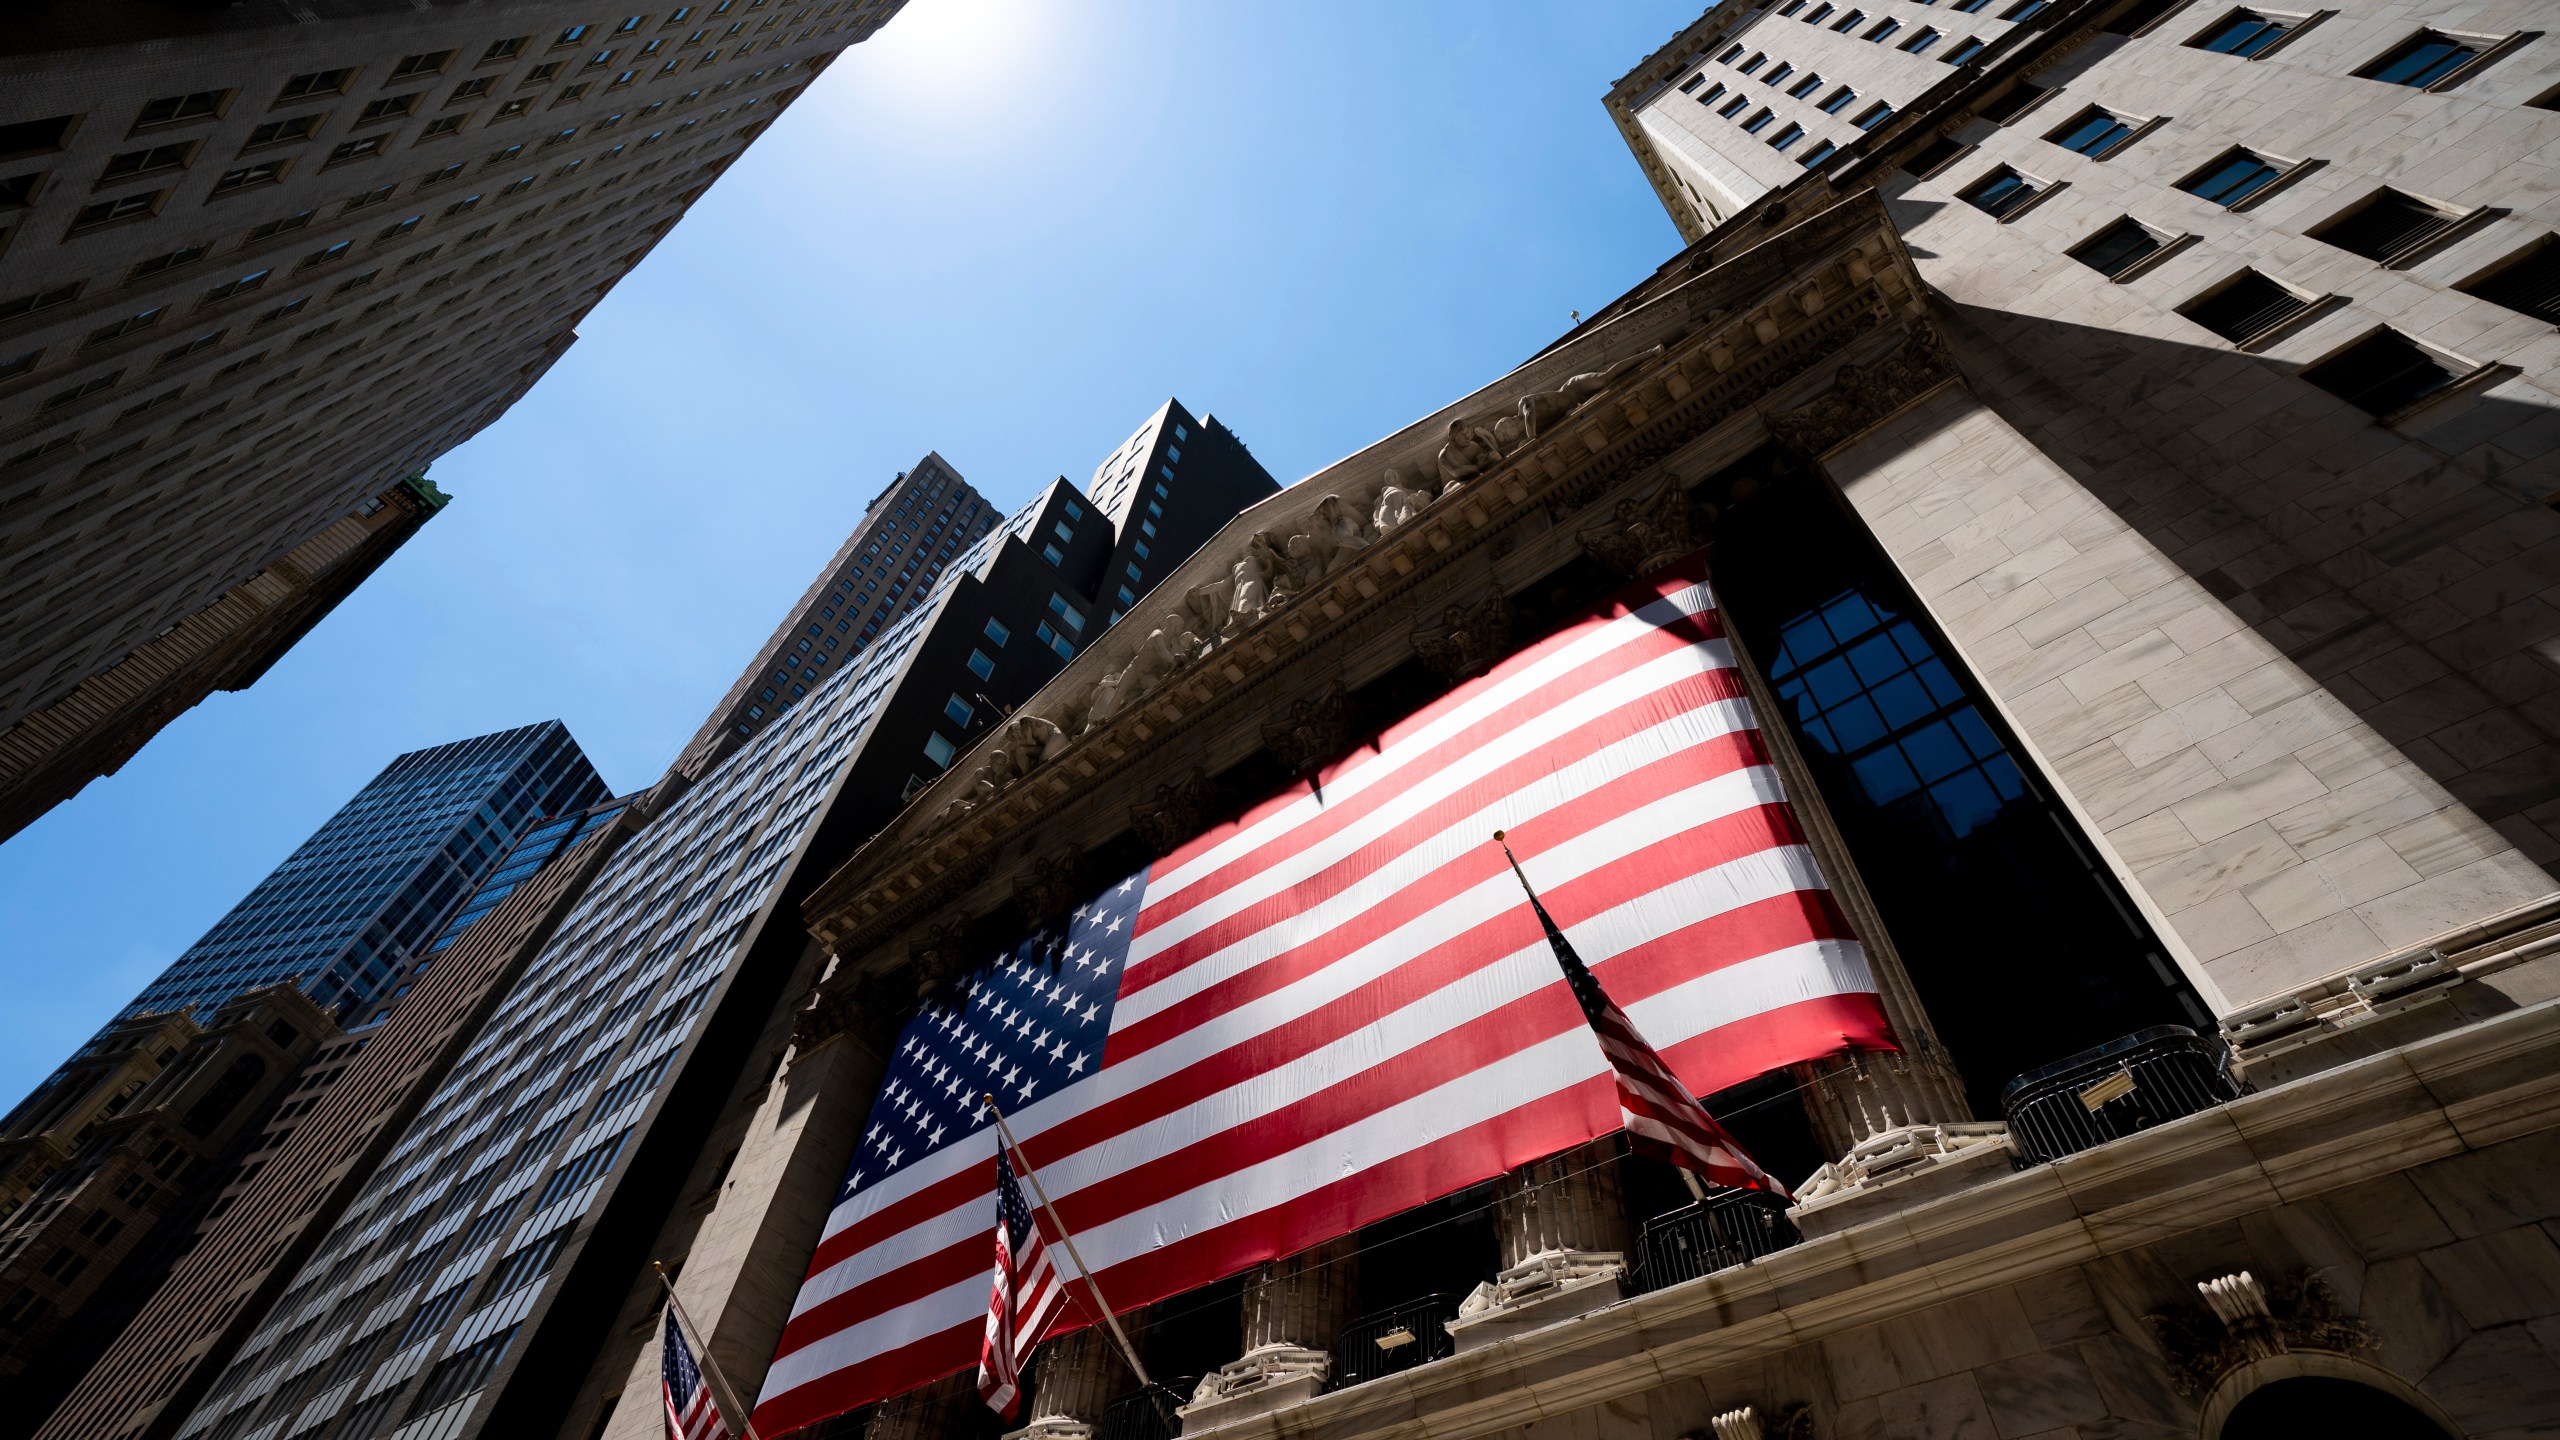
[1178,1238,1356,1427]
[1719,581,2013,1228]
[1449,1137,1633,1353]
[1012,1324,1121,1438]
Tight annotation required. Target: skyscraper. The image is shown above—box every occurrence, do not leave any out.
[103,720,608,1030]
[0,0,909,838]
[53,404,1273,1440]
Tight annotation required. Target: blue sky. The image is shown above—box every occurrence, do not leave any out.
[0,1,1699,1105]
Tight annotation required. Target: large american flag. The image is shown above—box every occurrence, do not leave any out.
[754,554,1895,1434]
[662,1309,731,1440]
[976,1147,1067,1418]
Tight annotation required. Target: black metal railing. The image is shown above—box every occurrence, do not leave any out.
[1098,1381,1192,1440]
[1629,1187,1801,1293]
[2001,1025,2243,1164]
[1334,1293,1460,1390]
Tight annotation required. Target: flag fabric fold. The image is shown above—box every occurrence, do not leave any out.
[978,1145,1068,1418]
[662,1308,733,1440]
[754,553,1896,1435]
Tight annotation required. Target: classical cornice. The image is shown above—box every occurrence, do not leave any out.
[793,192,1959,1036]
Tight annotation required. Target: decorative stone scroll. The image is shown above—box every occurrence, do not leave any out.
[1411,584,1511,683]
[1763,320,1958,458]
[1578,476,1704,578]
[2145,1270,2377,1396]
[1261,684,1354,778]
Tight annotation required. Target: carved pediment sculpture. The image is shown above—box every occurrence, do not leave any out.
[1081,622,1194,734]
[1518,344,1665,440]
[1578,476,1703,578]
[1764,320,1957,459]
[1413,584,1511,683]
[1372,469,1434,537]
[1261,683,1354,778]
[2145,1270,2377,1396]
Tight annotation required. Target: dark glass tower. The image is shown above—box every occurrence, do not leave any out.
[116,722,608,1027]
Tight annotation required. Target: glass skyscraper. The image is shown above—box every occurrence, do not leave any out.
[118,723,608,1027]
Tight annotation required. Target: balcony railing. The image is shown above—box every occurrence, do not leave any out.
[1098,1382,1191,1440]
[2001,1024,2243,1164]
[1628,1187,1801,1293]
[1334,1293,1460,1390]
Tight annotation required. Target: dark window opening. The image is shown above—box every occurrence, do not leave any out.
[2191,8,2290,55]
[2458,235,2560,324]
[2357,30,2481,87]
[2299,329,2459,416]
[2308,188,2456,260]
[1961,165,2041,217]
[1710,459,2205,1113]
[1977,83,2047,123]
[1901,136,1969,177]
[2178,147,2285,207]
[2071,218,2166,276]
[2180,270,2311,342]
[2103,0,2187,34]
[2222,1377,2455,1440]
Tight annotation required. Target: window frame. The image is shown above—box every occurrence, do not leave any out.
[2353,26,2523,91]
[2066,216,2194,282]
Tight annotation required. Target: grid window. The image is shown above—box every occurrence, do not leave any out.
[2299,329,2458,415]
[2178,148,2284,207]
[1960,165,2041,217]
[2358,30,2480,87]
[72,191,161,229]
[966,649,995,680]
[944,694,974,727]
[923,733,955,767]
[1768,590,2028,840]
[2069,218,2166,276]
[277,68,356,102]
[135,91,227,130]
[2190,9,2291,55]
[2457,235,2560,325]
[2179,270,2309,342]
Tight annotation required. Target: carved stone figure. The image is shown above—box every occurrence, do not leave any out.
[1313,494,1370,562]
[1083,622,1191,733]
[1011,846,1085,927]
[1412,584,1511,683]
[1182,574,1233,650]
[1372,470,1432,535]
[1577,476,1701,577]
[1519,345,1661,439]
[1435,417,1506,488]
[1228,535,1278,633]
[1131,769,1215,855]
[1262,684,1353,777]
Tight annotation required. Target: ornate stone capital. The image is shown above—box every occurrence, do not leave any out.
[1763,320,1957,458]
[906,917,975,998]
[2145,1270,2377,1396]
[1261,684,1354,778]
[1130,769,1215,857]
[1702,1402,1815,1440]
[1412,584,1512,684]
[1578,477,1703,578]
[1010,847,1085,928]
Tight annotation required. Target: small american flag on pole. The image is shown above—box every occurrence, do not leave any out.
[977,1145,1067,1418]
[662,1308,732,1440]
[1498,833,1787,1198]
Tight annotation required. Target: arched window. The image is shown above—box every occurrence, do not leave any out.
[2222,1377,2456,1440]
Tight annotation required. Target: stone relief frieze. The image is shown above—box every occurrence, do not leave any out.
[1412,584,1512,684]
[1763,319,1957,459]
[1261,683,1354,778]
[1578,476,1706,579]
[2145,1269,2378,1396]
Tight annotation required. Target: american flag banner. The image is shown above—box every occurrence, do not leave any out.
[754,552,1896,1434]
[662,1308,732,1440]
[977,1146,1068,1418]
[1501,835,1788,1197]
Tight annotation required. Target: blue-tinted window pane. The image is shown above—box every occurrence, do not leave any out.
[2367,35,2475,86]
[1917,657,1969,707]
[1803,656,1864,708]
[1824,592,1882,641]
[1870,671,1935,729]
[1930,768,2005,834]
[1904,721,1972,782]
[2058,113,2132,154]
[1951,706,2003,759]
[1827,693,1890,752]
[1985,752,2028,800]
[2183,154,2281,206]
[2197,11,2287,54]
[1846,633,1909,687]
[1852,746,1921,803]
[1888,620,1934,666]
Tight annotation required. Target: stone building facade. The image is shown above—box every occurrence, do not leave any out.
[0,0,906,837]
[593,3,2560,1433]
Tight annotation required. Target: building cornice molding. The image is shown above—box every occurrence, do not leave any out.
[792,193,1961,1045]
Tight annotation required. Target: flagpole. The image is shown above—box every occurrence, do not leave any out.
[1497,831,1710,1204]
[653,1260,763,1440]
[981,1094,1159,1397]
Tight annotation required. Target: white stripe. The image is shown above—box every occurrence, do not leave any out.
[784,826,1826,1323]
[759,936,1867,1397]
[1147,583,1721,903]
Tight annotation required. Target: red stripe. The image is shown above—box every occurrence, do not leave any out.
[784,873,1844,1307]
[1134,615,1728,939]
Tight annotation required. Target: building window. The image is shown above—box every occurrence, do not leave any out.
[1738,52,1766,73]
[2178,269,2311,342]
[1853,100,1896,129]
[1742,107,1775,133]
[2177,148,2286,207]
[966,649,995,680]
[2456,235,2560,325]
[135,90,229,130]
[1961,166,2042,217]
[1901,27,1941,52]
[1718,94,1751,117]
[923,733,955,767]
[1786,72,1823,97]
[2002,0,2047,18]
[326,135,388,165]
[1765,62,1795,86]
[1831,8,1865,30]
[2068,217,2168,276]
[1034,622,1073,660]
[1041,542,1065,566]
[1769,122,1806,150]
[2189,8,2292,56]
[1800,139,1839,167]
[2298,328,2458,415]
[1865,18,1900,41]
[277,68,356,102]
[2050,106,2135,156]
[70,190,163,230]
[944,694,974,727]
[356,93,420,124]
[1678,72,1707,93]
[484,36,531,61]
[1048,594,1085,632]
[1820,85,1858,113]
[2356,29,2482,87]
[2307,188,2460,261]
[1944,35,1986,61]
